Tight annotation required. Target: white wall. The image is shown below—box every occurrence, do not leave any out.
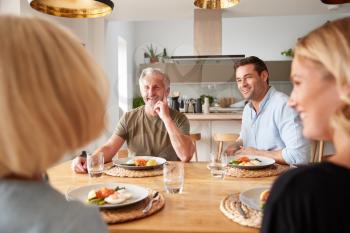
[133,13,350,61]
[105,21,135,135]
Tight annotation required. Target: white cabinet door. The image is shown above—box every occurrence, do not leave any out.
[189,120,211,161]
[189,120,242,161]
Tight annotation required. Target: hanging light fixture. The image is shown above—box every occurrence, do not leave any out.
[194,0,240,9]
[28,0,114,18]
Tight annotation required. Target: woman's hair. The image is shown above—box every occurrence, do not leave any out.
[294,17,350,138]
[139,67,170,89]
[0,15,108,177]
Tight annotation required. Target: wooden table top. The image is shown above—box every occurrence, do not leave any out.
[48,161,276,233]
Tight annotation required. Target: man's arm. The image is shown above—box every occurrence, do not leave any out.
[162,118,194,162]
[225,137,243,155]
[154,97,194,162]
[93,134,125,163]
[71,134,125,173]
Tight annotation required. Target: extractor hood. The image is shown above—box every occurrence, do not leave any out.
[169,55,245,64]
[170,55,245,60]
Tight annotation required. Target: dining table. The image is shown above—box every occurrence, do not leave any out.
[48,160,278,233]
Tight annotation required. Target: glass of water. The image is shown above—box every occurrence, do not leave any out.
[163,162,184,194]
[87,152,104,177]
[209,152,228,179]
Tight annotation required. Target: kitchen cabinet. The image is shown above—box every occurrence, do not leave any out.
[139,60,292,83]
[188,115,242,161]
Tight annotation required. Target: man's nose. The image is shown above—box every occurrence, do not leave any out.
[148,87,155,95]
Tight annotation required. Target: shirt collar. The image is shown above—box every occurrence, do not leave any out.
[248,86,275,113]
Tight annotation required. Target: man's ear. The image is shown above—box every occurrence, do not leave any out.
[165,87,170,97]
[261,70,269,83]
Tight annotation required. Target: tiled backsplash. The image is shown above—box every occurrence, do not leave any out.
[170,81,293,101]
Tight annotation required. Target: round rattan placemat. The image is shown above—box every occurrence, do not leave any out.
[226,164,290,178]
[105,166,163,178]
[100,191,165,224]
[220,193,262,228]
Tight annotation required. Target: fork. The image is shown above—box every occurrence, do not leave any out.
[235,201,247,219]
[142,192,160,213]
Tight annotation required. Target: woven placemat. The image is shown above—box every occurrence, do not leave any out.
[105,166,163,178]
[220,193,262,228]
[226,164,289,178]
[100,191,165,224]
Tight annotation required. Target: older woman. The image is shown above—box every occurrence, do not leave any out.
[261,17,350,233]
[0,16,108,232]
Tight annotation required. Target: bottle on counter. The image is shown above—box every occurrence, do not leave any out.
[195,98,202,113]
[203,97,210,114]
[188,101,194,113]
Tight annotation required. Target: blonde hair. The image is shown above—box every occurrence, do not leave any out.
[139,67,170,89]
[294,17,350,139]
[0,15,108,177]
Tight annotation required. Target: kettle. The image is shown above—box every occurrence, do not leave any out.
[169,96,180,111]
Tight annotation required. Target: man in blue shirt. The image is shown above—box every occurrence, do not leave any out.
[225,56,310,165]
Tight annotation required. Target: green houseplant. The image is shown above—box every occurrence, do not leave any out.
[133,96,145,108]
[281,48,294,57]
[144,44,162,63]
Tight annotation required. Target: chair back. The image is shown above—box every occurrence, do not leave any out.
[190,133,201,162]
[310,140,324,163]
[213,133,239,160]
[116,148,128,158]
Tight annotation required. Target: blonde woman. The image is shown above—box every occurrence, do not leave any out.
[261,17,350,232]
[0,16,108,232]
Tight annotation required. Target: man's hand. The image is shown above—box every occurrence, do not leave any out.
[71,156,87,173]
[236,146,259,155]
[154,95,171,122]
[225,142,242,155]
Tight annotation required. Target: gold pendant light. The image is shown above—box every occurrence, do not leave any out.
[194,0,239,9]
[28,0,114,18]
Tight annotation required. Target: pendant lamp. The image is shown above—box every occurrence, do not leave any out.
[194,0,240,9]
[28,0,114,18]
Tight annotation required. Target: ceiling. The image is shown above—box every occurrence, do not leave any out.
[107,0,350,21]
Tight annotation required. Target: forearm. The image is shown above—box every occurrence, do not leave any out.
[93,135,125,163]
[163,118,194,162]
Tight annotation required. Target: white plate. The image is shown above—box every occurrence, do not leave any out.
[113,156,166,170]
[66,183,149,209]
[239,186,270,211]
[228,155,275,170]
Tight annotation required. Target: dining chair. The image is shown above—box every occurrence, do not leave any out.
[310,140,324,163]
[213,133,239,160]
[190,133,201,162]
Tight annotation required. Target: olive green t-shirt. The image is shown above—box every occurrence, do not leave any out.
[114,106,190,161]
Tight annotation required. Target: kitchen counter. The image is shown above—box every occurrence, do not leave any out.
[185,112,242,120]
[186,112,242,161]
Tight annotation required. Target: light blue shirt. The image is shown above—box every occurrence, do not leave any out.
[240,86,310,165]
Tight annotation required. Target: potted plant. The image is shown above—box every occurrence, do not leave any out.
[281,48,294,57]
[144,44,162,63]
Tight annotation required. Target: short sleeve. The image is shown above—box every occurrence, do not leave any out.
[114,112,128,140]
[175,113,190,135]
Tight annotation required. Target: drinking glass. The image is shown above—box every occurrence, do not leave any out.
[87,152,104,177]
[163,162,184,194]
[209,152,228,179]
